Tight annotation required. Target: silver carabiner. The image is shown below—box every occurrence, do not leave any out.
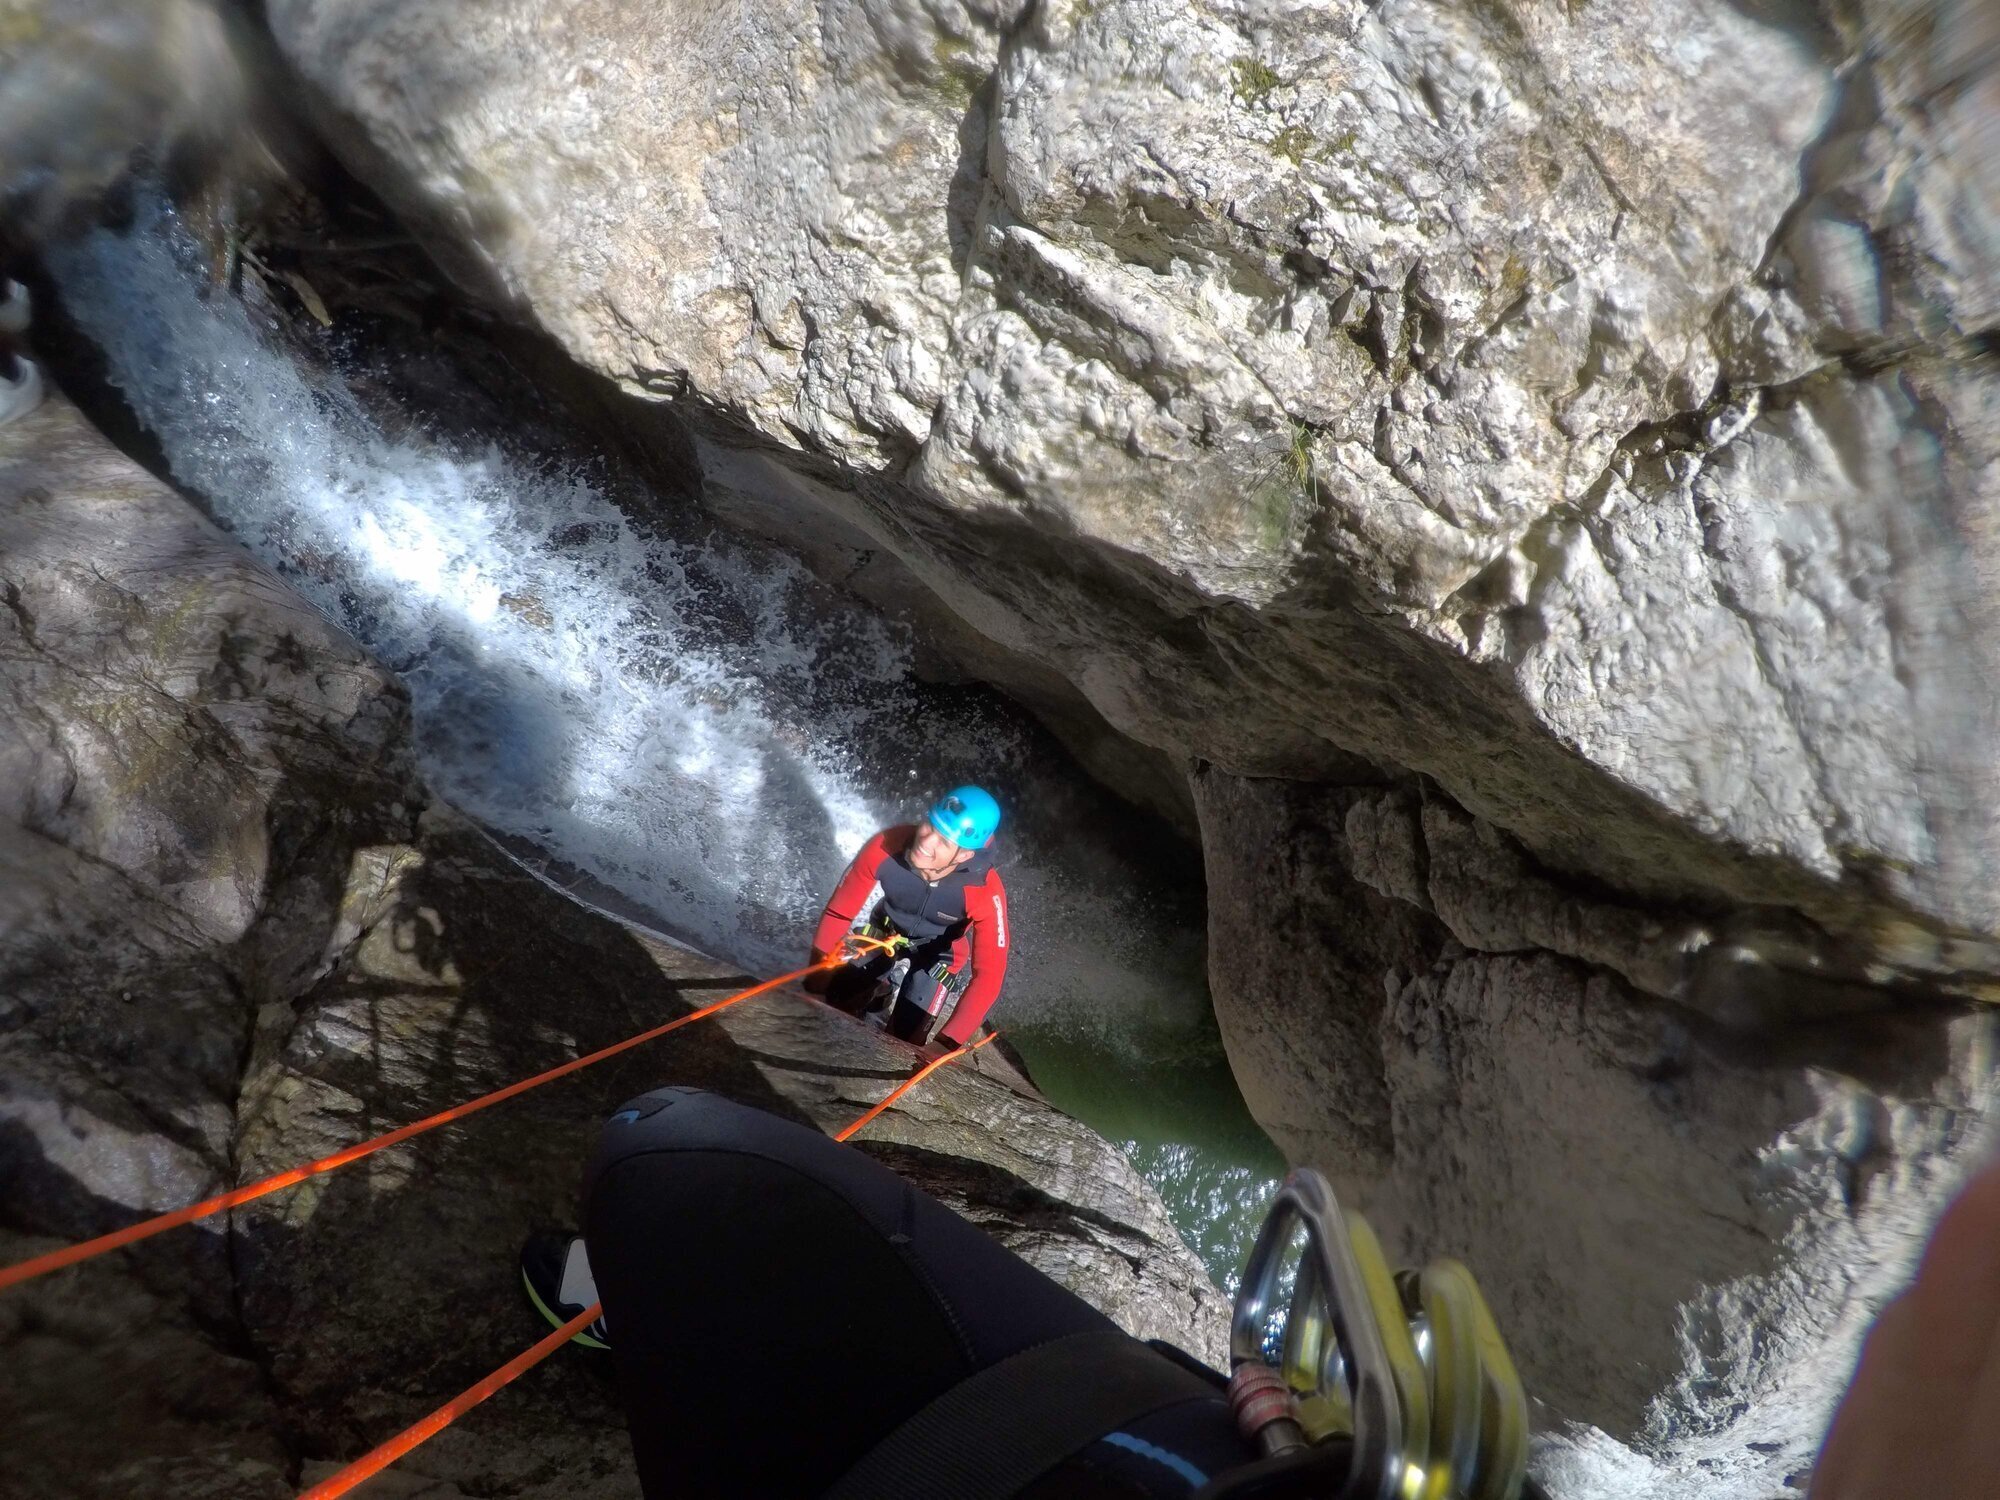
[1230,1169,1429,1500]
[1229,1170,1533,1500]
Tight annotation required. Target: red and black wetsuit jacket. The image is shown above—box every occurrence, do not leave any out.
[810,825,1011,1047]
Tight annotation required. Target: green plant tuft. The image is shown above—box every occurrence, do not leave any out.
[1269,125,1313,165]
[1287,418,1315,494]
[1232,57,1281,106]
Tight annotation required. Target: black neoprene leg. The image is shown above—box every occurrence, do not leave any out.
[821,955,890,1017]
[888,946,964,1041]
[886,992,934,1041]
[580,1088,1250,1499]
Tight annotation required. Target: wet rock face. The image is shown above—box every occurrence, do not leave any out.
[270,0,2000,985]
[0,388,1225,1495]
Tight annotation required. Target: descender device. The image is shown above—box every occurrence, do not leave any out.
[1201,1169,1546,1500]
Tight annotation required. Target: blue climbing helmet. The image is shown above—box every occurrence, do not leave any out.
[927,785,1001,850]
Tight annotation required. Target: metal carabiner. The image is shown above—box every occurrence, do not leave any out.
[1229,1170,1431,1500]
[1228,1167,1535,1500]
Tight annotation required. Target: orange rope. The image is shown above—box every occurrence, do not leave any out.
[295,1300,605,1500]
[298,1028,1001,1500]
[0,959,838,1293]
[834,1032,999,1142]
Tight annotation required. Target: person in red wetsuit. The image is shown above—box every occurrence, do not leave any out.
[808,785,1010,1049]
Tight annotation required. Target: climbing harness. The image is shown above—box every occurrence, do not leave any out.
[0,956,842,1293]
[296,1032,1002,1500]
[839,925,971,1030]
[845,929,910,960]
[838,926,917,1010]
[1218,1169,1536,1500]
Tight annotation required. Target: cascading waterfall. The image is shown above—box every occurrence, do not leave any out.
[48,191,1281,1286]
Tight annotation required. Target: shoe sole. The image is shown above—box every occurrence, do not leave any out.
[521,1265,610,1350]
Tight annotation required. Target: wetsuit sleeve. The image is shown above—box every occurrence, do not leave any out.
[939,869,1009,1047]
[811,831,894,961]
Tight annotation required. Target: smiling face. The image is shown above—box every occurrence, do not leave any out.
[908,822,972,881]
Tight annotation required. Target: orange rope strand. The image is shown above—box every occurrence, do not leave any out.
[296,1301,605,1500]
[297,1027,1001,1499]
[834,1032,999,1142]
[0,959,836,1293]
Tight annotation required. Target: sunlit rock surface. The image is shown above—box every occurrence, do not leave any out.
[0,388,411,1499]
[0,385,1225,1495]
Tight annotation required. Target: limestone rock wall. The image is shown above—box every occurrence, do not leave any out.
[1195,763,1996,1448]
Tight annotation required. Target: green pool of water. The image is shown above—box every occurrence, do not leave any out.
[1005,1019,1286,1296]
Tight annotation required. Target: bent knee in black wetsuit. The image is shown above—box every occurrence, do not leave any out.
[582,1088,1253,1499]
